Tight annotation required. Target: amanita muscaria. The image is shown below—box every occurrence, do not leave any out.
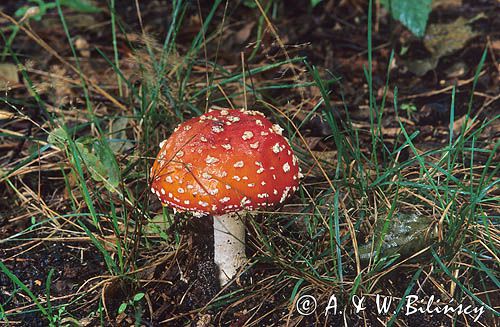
[150,108,301,285]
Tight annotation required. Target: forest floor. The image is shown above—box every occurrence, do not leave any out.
[0,0,499,326]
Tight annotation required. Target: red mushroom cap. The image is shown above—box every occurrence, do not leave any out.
[150,108,301,216]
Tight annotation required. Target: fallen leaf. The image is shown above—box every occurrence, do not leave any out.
[444,61,468,78]
[308,150,338,177]
[235,21,256,44]
[424,17,478,58]
[358,212,437,262]
[408,15,481,76]
[453,114,475,135]
[407,57,439,76]
[108,117,134,154]
[304,136,322,149]
[311,150,337,163]
[75,37,90,58]
[0,63,19,90]
[381,127,402,137]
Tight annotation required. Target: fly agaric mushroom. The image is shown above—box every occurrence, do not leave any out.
[150,108,301,285]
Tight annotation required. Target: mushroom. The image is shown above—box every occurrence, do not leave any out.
[150,108,301,285]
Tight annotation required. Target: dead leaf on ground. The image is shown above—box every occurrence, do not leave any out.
[195,314,212,327]
[381,127,402,137]
[308,150,338,177]
[311,150,337,163]
[304,136,323,149]
[358,212,437,262]
[235,21,256,44]
[444,61,468,78]
[0,63,19,90]
[75,36,90,58]
[424,17,479,58]
[453,115,476,135]
[109,117,134,154]
[407,57,439,77]
[408,15,482,76]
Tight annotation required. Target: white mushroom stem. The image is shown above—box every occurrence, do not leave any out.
[213,213,246,285]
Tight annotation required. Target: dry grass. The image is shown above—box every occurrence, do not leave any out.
[0,1,498,326]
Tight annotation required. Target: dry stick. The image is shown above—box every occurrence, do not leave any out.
[134,0,145,34]
[487,36,499,74]
[0,11,127,112]
[1,236,122,245]
[163,272,288,325]
[5,140,145,245]
[470,239,500,263]
[238,283,289,326]
[476,92,500,118]
[241,52,248,111]
[399,70,486,100]
[216,84,236,109]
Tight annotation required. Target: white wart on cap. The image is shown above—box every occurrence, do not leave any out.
[150,108,301,215]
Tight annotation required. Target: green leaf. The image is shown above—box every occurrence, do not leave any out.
[48,126,120,192]
[358,212,437,262]
[311,0,323,7]
[0,262,48,317]
[15,0,100,23]
[381,0,432,37]
[75,142,105,180]
[289,278,305,304]
[93,140,120,191]
[144,214,173,235]
[108,117,134,154]
[59,0,101,13]
[73,141,118,192]
[242,0,257,8]
[47,126,69,148]
[117,302,127,314]
[133,293,145,302]
[14,6,29,18]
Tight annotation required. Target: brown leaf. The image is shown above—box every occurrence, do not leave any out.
[424,17,479,58]
[304,136,322,150]
[0,63,19,91]
[381,127,402,137]
[453,115,475,135]
[311,150,337,163]
[308,150,338,177]
[235,22,256,44]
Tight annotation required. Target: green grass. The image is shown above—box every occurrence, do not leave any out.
[0,0,498,325]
